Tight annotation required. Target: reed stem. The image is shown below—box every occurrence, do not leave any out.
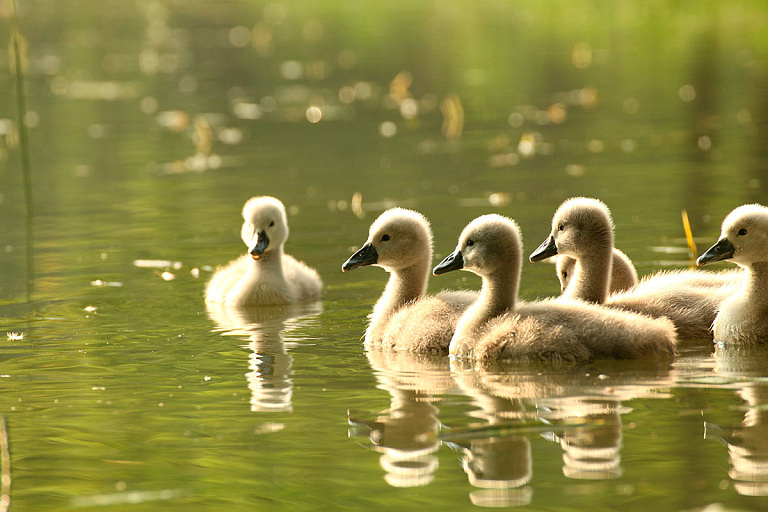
[9,0,34,300]
[0,417,10,512]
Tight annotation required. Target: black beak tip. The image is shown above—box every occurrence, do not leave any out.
[249,231,269,258]
[433,250,464,275]
[529,235,558,263]
[342,243,378,273]
[697,238,736,266]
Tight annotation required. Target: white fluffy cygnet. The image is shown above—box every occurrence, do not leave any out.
[205,196,322,306]
[698,203,768,343]
[342,208,475,352]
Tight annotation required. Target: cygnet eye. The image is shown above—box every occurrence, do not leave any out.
[381,234,390,241]
[467,239,474,247]
[558,224,565,231]
[269,220,275,227]
[562,270,568,278]
[737,228,747,236]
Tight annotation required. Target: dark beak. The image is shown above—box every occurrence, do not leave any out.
[433,250,464,275]
[342,243,378,272]
[249,231,269,260]
[697,238,735,266]
[529,234,558,263]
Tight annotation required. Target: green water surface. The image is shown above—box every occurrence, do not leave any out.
[1,1,768,510]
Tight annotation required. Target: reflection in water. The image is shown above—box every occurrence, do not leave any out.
[450,360,674,505]
[543,399,625,480]
[349,351,455,488]
[707,346,768,496]
[461,437,533,508]
[449,370,533,507]
[207,302,322,412]
[351,354,675,506]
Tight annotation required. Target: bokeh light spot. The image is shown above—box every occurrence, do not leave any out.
[306,106,322,123]
[679,84,696,102]
[379,121,397,138]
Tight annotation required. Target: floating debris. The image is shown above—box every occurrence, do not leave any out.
[576,86,599,109]
[232,101,262,120]
[134,259,183,270]
[157,153,237,174]
[489,192,510,206]
[458,193,511,208]
[650,246,690,254]
[254,422,285,435]
[548,102,567,124]
[84,306,98,313]
[389,71,413,105]
[440,93,464,140]
[350,191,364,219]
[217,127,243,145]
[156,110,189,132]
[488,153,519,168]
[192,115,213,156]
[90,280,123,287]
[6,333,23,341]
[160,272,175,281]
[51,79,137,101]
[71,488,189,508]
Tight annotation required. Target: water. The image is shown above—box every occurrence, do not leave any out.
[1,1,768,510]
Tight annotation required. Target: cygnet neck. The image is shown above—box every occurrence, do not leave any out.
[247,246,286,279]
[456,261,520,343]
[367,250,431,341]
[480,265,519,318]
[562,240,613,304]
[386,260,430,305]
[740,261,768,310]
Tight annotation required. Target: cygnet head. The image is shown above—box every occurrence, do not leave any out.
[698,204,768,268]
[529,197,614,262]
[240,196,289,260]
[433,214,522,278]
[556,255,577,292]
[342,208,432,272]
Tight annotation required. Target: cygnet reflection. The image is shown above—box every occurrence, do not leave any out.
[444,375,534,508]
[349,352,675,501]
[207,302,322,412]
[451,358,675,490]
[543,398,626,480]
[706,345,768,496]
[349,350,457,488]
